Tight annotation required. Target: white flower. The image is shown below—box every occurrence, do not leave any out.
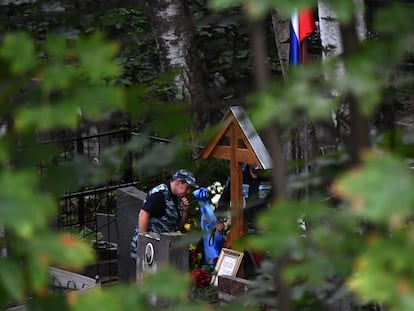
[211,194,221,206]
[297,218,306,232]
[206,181,225,208]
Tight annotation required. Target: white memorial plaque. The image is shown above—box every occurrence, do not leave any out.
[211,248,244,286]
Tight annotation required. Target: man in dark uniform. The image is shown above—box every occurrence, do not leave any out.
[130,169,198,260]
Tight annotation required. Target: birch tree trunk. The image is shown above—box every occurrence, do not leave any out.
[317,1,371,309]
[145,0,211,132]
[318,0,370,165]
[318,1,343,60]
[270,10,319,183]
[317,0,366,80]
[270,10,291,79]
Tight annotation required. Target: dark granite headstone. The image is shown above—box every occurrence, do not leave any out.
[136,232,189,306]
[96,213,117,244]
[136,232,189,284]
[116,186,146,283]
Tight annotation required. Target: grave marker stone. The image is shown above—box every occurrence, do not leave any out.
[136,232,189,284]
[116,186,146,282]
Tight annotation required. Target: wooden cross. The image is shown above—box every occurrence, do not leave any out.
[200,106,272,244]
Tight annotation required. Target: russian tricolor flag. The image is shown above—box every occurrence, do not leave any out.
[290,9,315,66]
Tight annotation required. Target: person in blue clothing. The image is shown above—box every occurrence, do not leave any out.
[130,169,199,260]
[216,164,272,277]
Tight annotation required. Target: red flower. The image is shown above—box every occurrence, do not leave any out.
[191,268,211,288]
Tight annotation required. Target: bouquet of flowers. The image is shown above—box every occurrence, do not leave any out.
[191,267,211,288]
[190,266,218,303]
[207,181,224,209]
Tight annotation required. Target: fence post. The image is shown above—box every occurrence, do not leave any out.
[122,125,133,183]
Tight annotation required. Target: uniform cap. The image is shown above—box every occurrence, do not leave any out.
[172,169,198,188]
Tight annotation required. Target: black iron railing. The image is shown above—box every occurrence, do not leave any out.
[44,127,201,283]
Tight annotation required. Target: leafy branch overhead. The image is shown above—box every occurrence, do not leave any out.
[1,0,414,311]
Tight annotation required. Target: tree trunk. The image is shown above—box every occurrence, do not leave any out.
[317,0,366,77]
[144,0,212,133]
[317,0,369,164]
[248,16,291,311]
[316,1,370,307]
[270,10,291,79]
[270,10,319,183]
[317,1,343,60]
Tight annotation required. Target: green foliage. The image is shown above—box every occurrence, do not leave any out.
[1,1,414,311]
[0,32,37,74]
[332,152,414,224]
[379,129,414,159]
[0,30,115,309]
[0,169,56,238]
[75,33,121,81]
[209,0,358,22]
[0,258,25,302]
[100,7,158,86]
[79,227,103,246]
[250,64,338,129]
[141,265,191,300]
[193,8,252,81]
[69,285,145,311]
[244,151,414,309]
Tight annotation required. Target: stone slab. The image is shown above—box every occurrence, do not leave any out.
[217,275,253,303]
[116,186,146,283]
[136,232,189,284]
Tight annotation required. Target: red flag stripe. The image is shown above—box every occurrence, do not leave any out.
[299,9,315,42]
